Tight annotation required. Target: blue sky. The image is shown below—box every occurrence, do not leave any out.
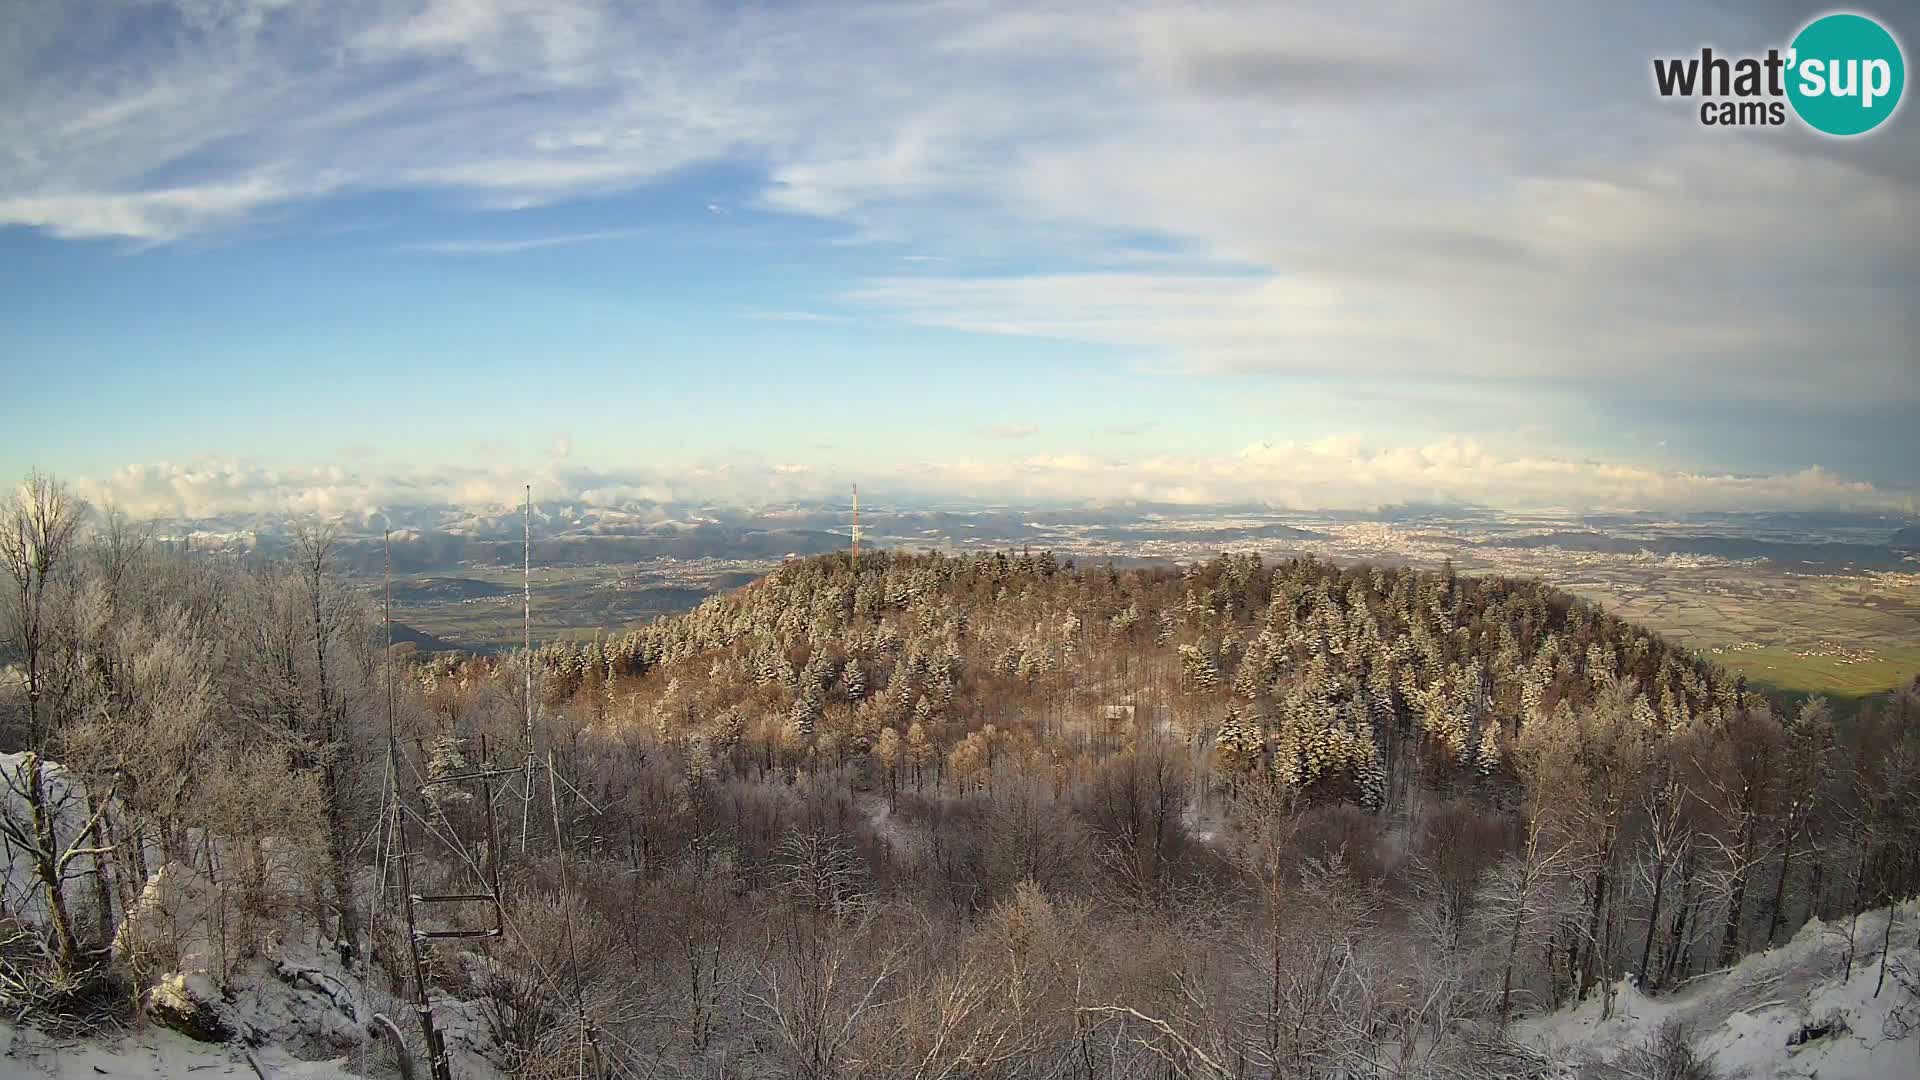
[1,1,1915,517]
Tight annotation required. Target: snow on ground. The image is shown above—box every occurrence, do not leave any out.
[0,932,491,1080]
[2,752,507,1080]
[1518,900,1920,1079]
[112,856,393,1054]
[0,934,419,1079]
[862,795,920,856]
[0,1020,365,1079]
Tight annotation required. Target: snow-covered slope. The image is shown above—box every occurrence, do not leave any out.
[1519,901,1920,1079]
[2,749,504,1080]
[0,928,499,1080]
[0,1022,364,1080]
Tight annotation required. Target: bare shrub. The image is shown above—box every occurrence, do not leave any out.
[1610,1022,1717,1080]
[745,897,907,1080]
[475,874,620,1075]
[0,917,124,1034]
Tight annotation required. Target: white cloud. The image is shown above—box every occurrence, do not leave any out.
[0,176,302,241]
[72,438,1903,520]
[899,439,1899,512]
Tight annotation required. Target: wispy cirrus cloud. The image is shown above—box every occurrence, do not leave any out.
[400,227,652,255]
[744,309,849,324]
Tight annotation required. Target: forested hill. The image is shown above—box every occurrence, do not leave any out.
[492,549,1914,1018]
[512,549,1753,810]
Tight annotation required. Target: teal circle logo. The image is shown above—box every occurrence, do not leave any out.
[1787,13,1905,136]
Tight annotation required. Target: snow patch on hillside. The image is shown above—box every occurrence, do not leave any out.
[0,1021,365,1079]
[2,752,505,1080]
[1518,900,1920,1079]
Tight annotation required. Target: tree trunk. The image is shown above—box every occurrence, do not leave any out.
[320,760,359,960]
[1662,855,1696,986]
[1765,839,1797,947]
[1805,855,1825,925]
[306,555,359,964]
[1875,906,1897,998]
[1637,853,1668,986]
[88,798,117,948]
[25,755,84,973]
[1500,902,1525,1023]
[1844,823,1869,979]
[1579,827,1615,999]
[1718,822,1754,967]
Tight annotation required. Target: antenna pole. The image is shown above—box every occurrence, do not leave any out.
[394,757,453,1080]
[851,483,859,564]
[385,531,395,742]
[521,485,535,852]
[524,484,532,749]
[385,532,450,1080]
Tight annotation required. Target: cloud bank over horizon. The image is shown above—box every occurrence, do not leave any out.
[62,438,1912,522]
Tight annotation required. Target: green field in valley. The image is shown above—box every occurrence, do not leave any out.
[1715,643,1920,701]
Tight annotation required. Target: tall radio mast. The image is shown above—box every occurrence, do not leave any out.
[851,483,859,563]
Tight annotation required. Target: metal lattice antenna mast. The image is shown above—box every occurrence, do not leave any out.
[851,483,859,563]
[521,484,535,852]
[385,531,450,1080]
